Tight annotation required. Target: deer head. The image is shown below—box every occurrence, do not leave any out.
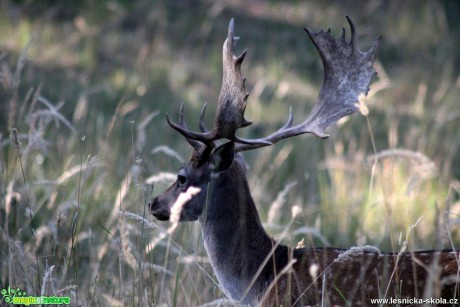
[149,141,238,222]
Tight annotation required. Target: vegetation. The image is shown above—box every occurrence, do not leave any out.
[1,0,459,305]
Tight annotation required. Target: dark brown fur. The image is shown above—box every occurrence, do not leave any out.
[263,248,459,306]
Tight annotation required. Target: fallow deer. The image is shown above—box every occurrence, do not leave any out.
[149,18,459,306]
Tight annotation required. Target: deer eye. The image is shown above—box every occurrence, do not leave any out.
[177,174,187,186]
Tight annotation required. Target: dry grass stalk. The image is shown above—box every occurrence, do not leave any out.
[145,172,176,185]
[144,230,169,254]
[136,111,159,152]
[383,216,424,299]
[40,265,55,296]
[117,210,158,230]
[168,186,201,234]
[368,149,437,180]
[267,181,297,224]
[108,172,132,226]
[101,294,124,307]
[119,217,139,271]
[151,145,185,163]
[355,93,369,116]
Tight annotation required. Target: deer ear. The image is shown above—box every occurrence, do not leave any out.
[210,141,235,173]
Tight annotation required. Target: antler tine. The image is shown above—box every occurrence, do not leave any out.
[235,17,380,153]
[165,103,217,146]
[346,16,357,46]
[166,104,208,150]
[199,103,209,133]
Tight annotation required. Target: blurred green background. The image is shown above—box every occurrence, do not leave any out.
[1,0,459,305]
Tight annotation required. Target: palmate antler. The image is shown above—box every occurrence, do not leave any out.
[235,16,380,152]
[167,17,380,152]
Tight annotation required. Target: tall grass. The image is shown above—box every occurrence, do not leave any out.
[1,0,459,305]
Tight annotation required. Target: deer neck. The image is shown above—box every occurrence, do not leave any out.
[199,159,289,303]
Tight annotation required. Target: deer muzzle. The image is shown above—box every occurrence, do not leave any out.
[148,197,170,221]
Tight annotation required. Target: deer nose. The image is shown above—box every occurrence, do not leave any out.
[148,197,158,212]
[148,197,170,221]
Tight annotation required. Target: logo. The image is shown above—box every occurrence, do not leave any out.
[1,287,70,305]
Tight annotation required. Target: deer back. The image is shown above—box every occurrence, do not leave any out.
[261,248,459,305]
